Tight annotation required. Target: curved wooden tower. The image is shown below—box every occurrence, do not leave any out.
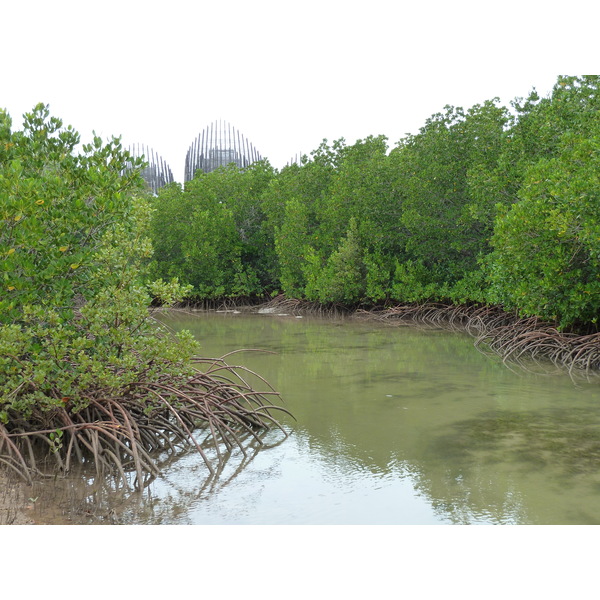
[127,144,174,195]
[185,120,262,182]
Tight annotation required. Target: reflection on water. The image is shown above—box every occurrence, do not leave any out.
[24,310,600,524]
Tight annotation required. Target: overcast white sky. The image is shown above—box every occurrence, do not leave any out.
[2,1,597,184]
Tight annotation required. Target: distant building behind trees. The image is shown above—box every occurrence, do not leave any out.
[184,120,262,182]
[129,121,263,193]
[126,143,174,195]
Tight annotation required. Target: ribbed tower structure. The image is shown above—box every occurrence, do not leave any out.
[185,120,262,182]
[286,153,303,167]
[127,144,174,195]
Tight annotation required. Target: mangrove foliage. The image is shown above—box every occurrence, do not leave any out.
[0,104,289,485]
[149,75,600,332]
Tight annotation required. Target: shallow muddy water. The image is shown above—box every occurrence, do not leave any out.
[20,310,600,525]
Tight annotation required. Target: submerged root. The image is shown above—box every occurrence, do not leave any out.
[260,297,600,376]
[359,303,600,379]
[0,357,291,489]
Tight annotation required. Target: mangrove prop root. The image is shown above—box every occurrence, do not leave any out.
[260,297,600,378]
[1,359,290,489]
[261,295,600,376]
[355,303,600,378]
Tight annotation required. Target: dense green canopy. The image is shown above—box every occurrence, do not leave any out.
[149,76,600,331]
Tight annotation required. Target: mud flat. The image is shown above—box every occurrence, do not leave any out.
[0,471,34,525]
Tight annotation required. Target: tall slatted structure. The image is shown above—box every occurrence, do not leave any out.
[127,144,174,195]
[185,120,262,182]
[286,153,303,167]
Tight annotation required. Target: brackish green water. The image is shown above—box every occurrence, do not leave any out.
[121,309,600,525]
[26,309,600,525]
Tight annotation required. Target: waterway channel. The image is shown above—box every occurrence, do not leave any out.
[21,309,600,524]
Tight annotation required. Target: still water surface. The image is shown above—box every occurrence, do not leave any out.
[26,310,600,525]
[116,309,600,526]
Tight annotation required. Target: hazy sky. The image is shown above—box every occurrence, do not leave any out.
[2,1,596,183]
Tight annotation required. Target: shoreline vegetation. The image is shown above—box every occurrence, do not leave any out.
[256,296,600,378]
[0,350,291,486]
[149,76,600,335]
[0,105,290,496]
[2,75,600,506]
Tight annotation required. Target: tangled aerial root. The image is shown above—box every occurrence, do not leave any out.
[0,355,292,489]
[259,297,600,376]
[356,303,600,379]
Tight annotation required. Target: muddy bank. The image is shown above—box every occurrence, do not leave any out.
[0,468,123,525]
[0,470,34,525]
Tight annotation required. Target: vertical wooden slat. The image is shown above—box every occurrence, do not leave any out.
[126,143,174,194]
[184,121,263,180]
